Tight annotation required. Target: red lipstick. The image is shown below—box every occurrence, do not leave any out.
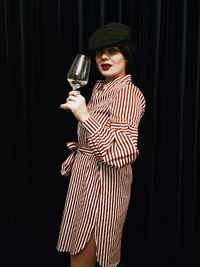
[101,64,112,71]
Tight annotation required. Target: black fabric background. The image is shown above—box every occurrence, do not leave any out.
[1,0,200,266]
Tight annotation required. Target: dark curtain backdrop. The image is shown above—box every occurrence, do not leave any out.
[1,0,200,267]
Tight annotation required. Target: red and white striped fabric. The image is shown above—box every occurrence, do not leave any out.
[60,142,78,176]
[57,75,146,267]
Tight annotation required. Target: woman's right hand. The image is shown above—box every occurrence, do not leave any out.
[60,91,90,123]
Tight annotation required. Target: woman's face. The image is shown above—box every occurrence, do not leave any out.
[95,46,126,81]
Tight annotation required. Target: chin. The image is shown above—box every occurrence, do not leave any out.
[103,72,116,78]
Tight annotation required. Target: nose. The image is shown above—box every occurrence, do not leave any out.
[101,50,109,60]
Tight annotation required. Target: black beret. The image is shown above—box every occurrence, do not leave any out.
[88,22,131,51]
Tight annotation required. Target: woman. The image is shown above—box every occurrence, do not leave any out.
[58,22,146,267]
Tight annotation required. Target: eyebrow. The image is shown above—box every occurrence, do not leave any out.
[96,47,118,53]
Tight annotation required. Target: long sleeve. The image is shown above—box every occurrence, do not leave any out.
[80,84,145,168]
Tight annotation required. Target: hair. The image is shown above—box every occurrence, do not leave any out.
[117,40,138,75]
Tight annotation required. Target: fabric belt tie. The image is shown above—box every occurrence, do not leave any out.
[78,146,93,156]
[60,142,93,176]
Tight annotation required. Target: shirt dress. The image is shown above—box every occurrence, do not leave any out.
[57,74,146,267]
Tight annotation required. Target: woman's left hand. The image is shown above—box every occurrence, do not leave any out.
[60,91,90,122]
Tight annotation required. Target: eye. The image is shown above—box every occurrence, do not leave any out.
[96,49,104,56]
[108,47,118,53]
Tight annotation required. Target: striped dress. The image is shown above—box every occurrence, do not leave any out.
[57,74,146,267]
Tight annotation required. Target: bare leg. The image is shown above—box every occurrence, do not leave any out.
[70,231,97,267]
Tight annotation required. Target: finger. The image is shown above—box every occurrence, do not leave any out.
[66,94,80,103]
[59,103,70,110]
[66,96,77,102]
[69,90,80,97]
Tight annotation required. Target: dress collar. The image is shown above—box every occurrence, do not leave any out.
[96,74,132,91]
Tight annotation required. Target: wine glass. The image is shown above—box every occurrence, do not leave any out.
[67,53,91,92]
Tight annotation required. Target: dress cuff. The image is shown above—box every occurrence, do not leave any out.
[81,115,101,135]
